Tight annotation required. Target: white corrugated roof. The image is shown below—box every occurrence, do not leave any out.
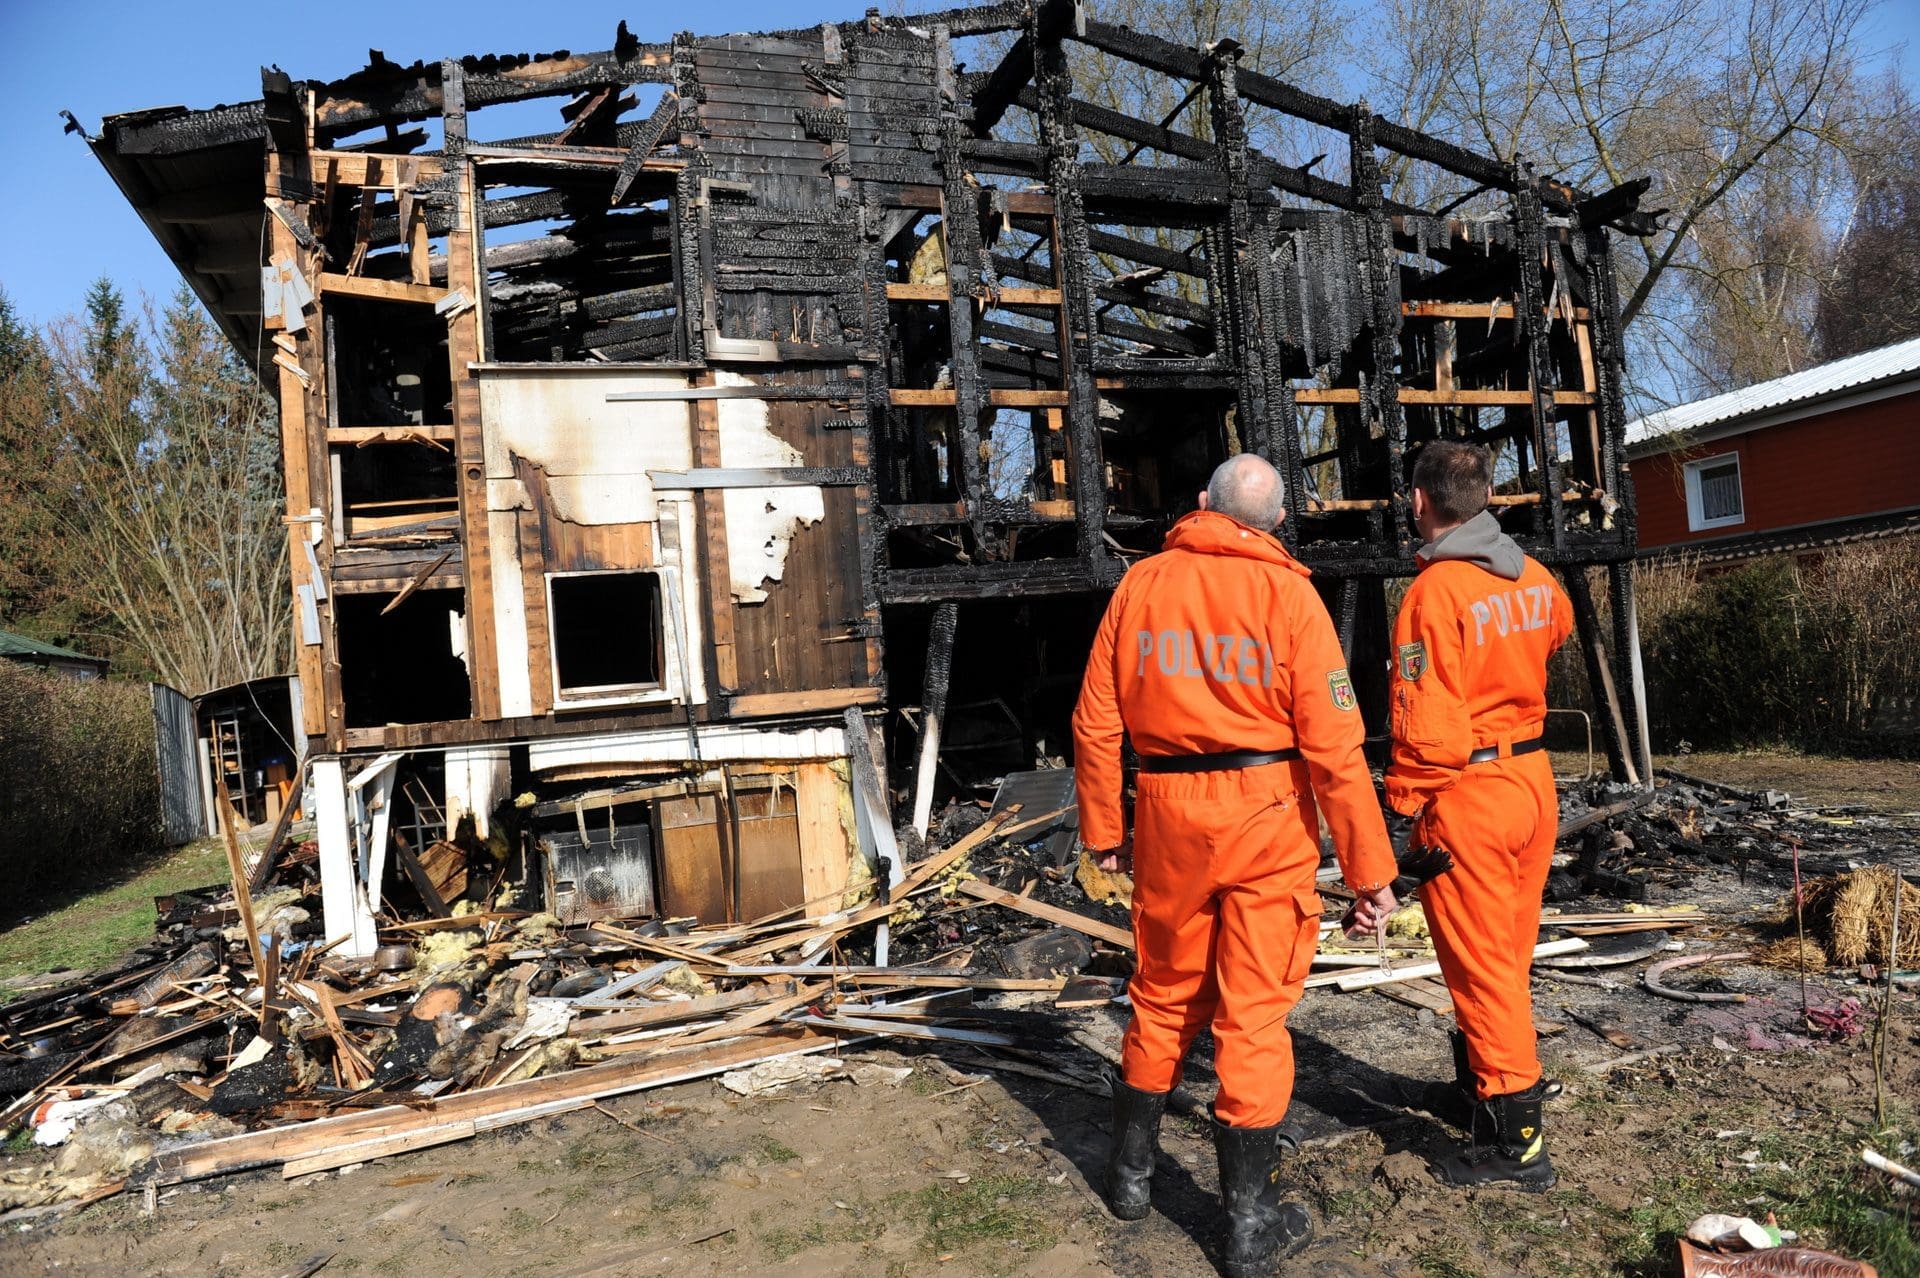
[1624,335,1920,448]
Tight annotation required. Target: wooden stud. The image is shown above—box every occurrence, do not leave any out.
[441,61,503,722]
[692,387,739,693]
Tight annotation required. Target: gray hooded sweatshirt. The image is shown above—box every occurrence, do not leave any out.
[1418,510,1525,581]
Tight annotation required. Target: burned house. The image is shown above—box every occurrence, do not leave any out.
[82,0,1652,956]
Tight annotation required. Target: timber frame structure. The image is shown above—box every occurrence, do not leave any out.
[83,1,1653,954]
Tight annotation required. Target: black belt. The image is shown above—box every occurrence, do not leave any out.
[1466,736,1546,765]
[1139,748,1302,774]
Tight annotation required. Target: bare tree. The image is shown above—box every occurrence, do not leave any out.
[1363,0,1879,403]
[46,288,290,693]
[1816,76,1920,358]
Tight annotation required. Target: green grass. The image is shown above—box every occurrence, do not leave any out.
[1567,1089,1920,1278]
[559,1134,628,1174]
[759,1211,884,1262]
[0,838,228,993]
[1415,1237,1485,1277]
[1319,1185,1387,1219]
[752,1134,799,1164]
[904,1173,1057,1258]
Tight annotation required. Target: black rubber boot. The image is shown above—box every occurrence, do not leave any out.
[1104,1076,1169,1221]
[1433,1080,1557,1191]
[1213,1117,1313,1276]
[1420,1032,1561,1131]
[1419,1030,1476,1130]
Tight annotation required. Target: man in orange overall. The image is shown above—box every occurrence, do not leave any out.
[1386,440,1572,1190]
[1074,454,1398,1275]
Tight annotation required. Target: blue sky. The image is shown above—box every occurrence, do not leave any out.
[0,0,1915,327]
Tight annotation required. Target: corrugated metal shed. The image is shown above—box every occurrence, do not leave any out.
[1625,336,1920,450]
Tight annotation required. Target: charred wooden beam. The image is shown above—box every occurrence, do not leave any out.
[101,103,266,156]
[1206,41,1274,459]
[1512,178,1566,548]
[1097,313,1212,357]
[1094,281,1211,325]
[978,318,1062,355]
[1079,164,1229,208]
[1029,0,1110,573]
[1575,177,1657,235]
[1084,228,1207,276]
[969,34,1033,136]
[610,92,682,206]
[261,67,306,155]
[581,283,678,320]
[1073,18,1578,211]
[313,36,676,136]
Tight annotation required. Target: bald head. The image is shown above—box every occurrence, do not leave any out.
[1201,454,1287,530]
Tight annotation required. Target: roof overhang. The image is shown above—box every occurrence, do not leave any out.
[1625,376,1920,461]
[85,105,270,380]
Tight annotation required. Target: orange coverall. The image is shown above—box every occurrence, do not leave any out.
[1385,549,1573,1100]
[1073,511,1396,1128]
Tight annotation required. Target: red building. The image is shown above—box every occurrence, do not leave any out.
[1625,337,1920,561]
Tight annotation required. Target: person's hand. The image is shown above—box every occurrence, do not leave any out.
[1095,838,1133,875]
[1343,884,1398,940]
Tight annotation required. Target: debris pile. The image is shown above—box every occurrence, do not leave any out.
[0,804,1095,1211]
[1,765,1911,1215]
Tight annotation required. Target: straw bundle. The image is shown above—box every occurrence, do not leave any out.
[1767,866,1919,969]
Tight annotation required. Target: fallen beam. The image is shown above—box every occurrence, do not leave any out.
[140,1027,848,1187]
[954,879,1134,949]
[1332,937,1588,991]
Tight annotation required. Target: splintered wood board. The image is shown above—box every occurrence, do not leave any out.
[1372,977,1565,1035]
[144,1028,853,1187]
[953,880,1134,949]
[1374,977,1454,1015]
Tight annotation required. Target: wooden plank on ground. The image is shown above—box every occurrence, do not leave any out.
[1334,938,1587,991]
[569,984,780,1038]
[954,879,1134,949]
[283,1119,478,1178]
[142,1027,849,1187]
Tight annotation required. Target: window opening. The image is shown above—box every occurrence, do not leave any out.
[336,588,471,728]
[327,297,452,427]
[548,571,666,700]
[333,440,458,542]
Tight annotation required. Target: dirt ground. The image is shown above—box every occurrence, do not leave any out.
[1651,750,1920,814]
[3,761,1918,1277]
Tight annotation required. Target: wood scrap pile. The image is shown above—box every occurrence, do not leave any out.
[0,805,1089,1210]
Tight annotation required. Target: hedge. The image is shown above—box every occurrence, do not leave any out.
[1549,538,1920,755]
[0,660,163,899]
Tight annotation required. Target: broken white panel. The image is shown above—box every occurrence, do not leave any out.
[445,744,511,839]
[714,371,825,603]
[487,508,534,717]
[657,497,709,708]
[361,767,398,923]
[448,606,469,673]
[526,722,847,773]
[313,758,377,958]
[477,367,696,524]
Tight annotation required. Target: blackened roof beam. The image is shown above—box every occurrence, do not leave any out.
[970,0,1082,134]
[1072,17,1596,215]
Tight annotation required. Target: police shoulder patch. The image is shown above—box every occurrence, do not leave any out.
[1327,668,1357,712]
[1398,640,1427,682]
